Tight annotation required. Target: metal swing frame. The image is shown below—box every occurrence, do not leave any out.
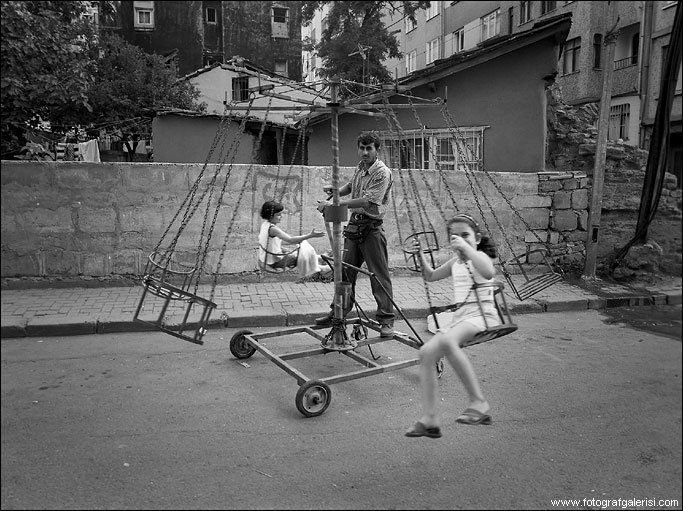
[224,80,471,417]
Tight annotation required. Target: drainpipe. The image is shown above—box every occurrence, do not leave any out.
[638,0,654,148]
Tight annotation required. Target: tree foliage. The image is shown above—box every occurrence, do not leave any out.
[83,32,205,157]
[301,1,430,97]
[1,1,97,155]
[1,1,205,159]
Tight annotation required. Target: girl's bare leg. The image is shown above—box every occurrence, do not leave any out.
[442,324,490,414]
[416,333,446,428]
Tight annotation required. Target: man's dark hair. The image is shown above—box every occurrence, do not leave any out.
[357,131,381,149]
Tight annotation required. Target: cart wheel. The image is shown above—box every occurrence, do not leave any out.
[295,380,331,417]
[230,329,256,359]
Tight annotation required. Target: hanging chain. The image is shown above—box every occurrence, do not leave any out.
[439,105,519,264]
[439,105,550,256]
[381,95,436,311]
[276,117,309,235]
[382,99,434,236]
[405,92,457,224]
[154,102,237,267]
[208,97,274,300]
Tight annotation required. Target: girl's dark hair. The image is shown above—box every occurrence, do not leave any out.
[447,214,497,259]
[260,200,284,220]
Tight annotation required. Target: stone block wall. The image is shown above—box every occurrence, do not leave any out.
[1,161,598,282]
[546,82,682,276]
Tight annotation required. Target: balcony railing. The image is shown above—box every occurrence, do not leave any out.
[614,55,638,70]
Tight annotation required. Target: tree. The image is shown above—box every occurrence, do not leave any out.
[1,1,205,161]
[1,1,98,156]
[301,1,430,97]
[82,32,205,160]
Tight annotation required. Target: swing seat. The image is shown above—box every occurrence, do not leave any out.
[258,244,300,274]
[502,248,564,301]
[134,275,217,345]
[428,281,518,348]
[143,250,197,298]
[402,231,439,272]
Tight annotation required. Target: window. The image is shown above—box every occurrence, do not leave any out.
[133,1,154,29]
[608,103,630,141]
[271,6,289,38]
[593,34,602,68]
[206,7,216,24]
[426,1,440,20]
[481,9,500,41]
[562,37,581,74]
[405,15,417,33]
[272,7,288,23]
[520,1,532,24]
[406,49,417,74]
[426,37,440,64]
[445,28,464,57]
[541,1,557,15]
[83,2,99,26]
[378,128,485,171]
[274,60,288,77]
[232,76,250,101]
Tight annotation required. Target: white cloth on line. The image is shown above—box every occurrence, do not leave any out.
[78,139,101,162]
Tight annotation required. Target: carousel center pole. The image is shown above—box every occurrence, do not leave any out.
[324,77,356,351]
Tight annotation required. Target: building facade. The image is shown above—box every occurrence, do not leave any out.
[302,1,681,183]
[115,1,303,79]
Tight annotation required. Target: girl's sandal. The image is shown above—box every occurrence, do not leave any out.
[405,421,442,438]
[455,408,492,425]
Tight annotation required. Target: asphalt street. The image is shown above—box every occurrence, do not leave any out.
[1,306,681,510]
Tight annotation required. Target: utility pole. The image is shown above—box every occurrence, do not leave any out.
[584,1,619,278]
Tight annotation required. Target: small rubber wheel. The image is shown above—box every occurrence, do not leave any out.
[295,380,331,417]
[229,329,256,359]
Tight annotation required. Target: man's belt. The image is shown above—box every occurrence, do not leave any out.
[351,212,381,223]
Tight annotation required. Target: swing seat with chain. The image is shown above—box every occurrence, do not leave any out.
[501,247,564,301]
[427,281,518,348]
[381,93,518,348]
[257,244,301,273]
[133,97,273,344]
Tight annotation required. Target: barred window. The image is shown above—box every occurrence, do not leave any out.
[377,127,486,171]
[608,103,630,141]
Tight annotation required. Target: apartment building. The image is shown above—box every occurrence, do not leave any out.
[302,1,680,181]
[114,1,303,79]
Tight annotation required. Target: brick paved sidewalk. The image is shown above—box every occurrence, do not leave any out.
[1,274,681,338]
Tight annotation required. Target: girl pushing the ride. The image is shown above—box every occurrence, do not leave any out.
[405,213,500,439]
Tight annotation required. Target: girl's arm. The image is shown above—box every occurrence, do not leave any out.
[457,243,496,279]
[418,250,456,282]
[269,225,324,245]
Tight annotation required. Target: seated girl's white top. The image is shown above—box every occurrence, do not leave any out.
[451,258,496,306]
[428,257,500,334]
[258,221,283,265]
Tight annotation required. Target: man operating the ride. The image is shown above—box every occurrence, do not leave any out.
[315,131,395,338]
